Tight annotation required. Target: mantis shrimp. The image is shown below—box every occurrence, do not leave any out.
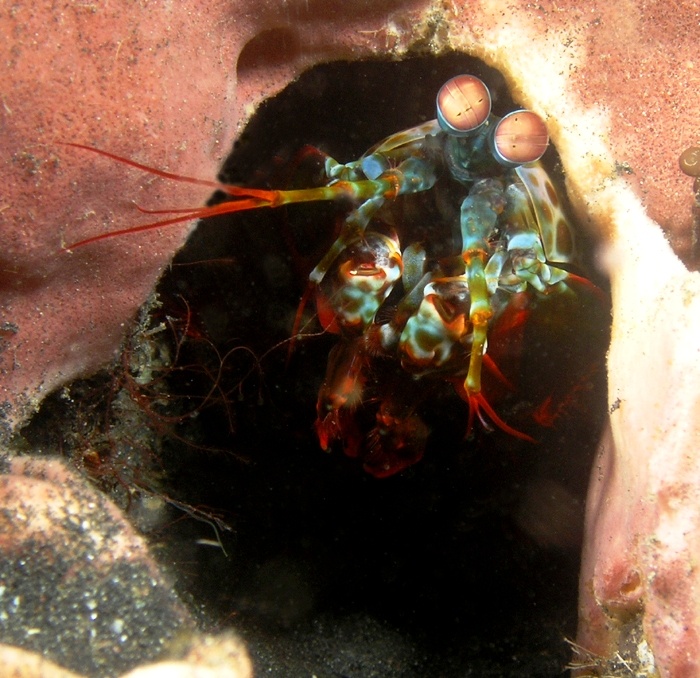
[65,74,599,477]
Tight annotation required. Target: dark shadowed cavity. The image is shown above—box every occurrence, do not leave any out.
[23,53,610,678]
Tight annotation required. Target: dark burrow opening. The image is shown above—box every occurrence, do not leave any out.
[23,54,610,676]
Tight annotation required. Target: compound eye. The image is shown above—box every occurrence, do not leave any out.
[491,110,549,167]
[437,75,492,136]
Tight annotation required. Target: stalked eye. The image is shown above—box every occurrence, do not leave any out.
[436,75,492,137]
[490,110,549,167]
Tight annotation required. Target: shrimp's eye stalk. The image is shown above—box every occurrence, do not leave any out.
[436,75,492,137]
[490,109,550,168]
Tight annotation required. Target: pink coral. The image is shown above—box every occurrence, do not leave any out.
[0,0,429,434]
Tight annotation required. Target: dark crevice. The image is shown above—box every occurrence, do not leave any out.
[21,53,610,677]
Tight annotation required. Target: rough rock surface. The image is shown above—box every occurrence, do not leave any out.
[0,455,198,676]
